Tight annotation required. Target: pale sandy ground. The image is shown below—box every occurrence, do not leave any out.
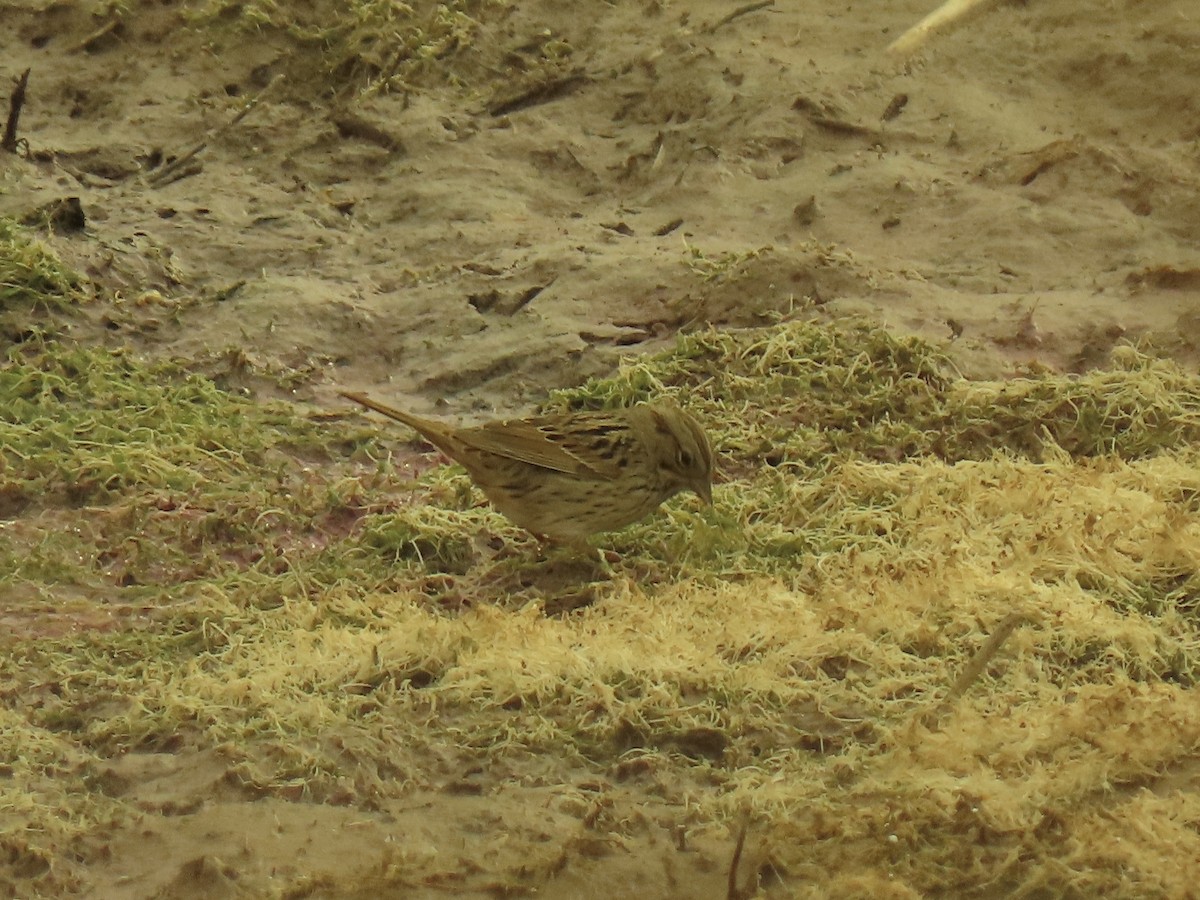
[3,0,1200,896]
[6,0,1200,415]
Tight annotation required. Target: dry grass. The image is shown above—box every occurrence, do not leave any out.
[2,219,1200,895]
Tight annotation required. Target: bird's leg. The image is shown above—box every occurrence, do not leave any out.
[536,534,618,575]
[572,539,621,575]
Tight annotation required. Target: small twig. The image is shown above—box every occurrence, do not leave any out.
[725,811,751,900]
[329,111,405,152]
[791,96,895,141]
[2,68,31,154]
[807,115,881,138]
[145,74,283,187]
[945,612,1024,701]
[706,0,776,34]
[919,612,1028,727]
[486,70,589,117]
[881,93,910,122]
[67,17,121,54]
[886,0,1005,58]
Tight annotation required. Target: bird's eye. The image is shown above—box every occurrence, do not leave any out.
[676,448,694,468]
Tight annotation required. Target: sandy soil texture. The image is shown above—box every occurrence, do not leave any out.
[5,0,1200,409]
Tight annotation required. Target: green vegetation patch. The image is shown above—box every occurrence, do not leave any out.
[549,323,1200,468]
[0,218,85,342]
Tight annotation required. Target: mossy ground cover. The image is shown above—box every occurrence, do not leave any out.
[2,221,1200,895]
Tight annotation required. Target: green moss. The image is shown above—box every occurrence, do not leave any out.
[0,219,85,347]
[549,322,1200,470]
[3,345,272,504]
[0,219,82,309]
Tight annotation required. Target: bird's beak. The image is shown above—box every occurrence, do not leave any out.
[695,481,713,505]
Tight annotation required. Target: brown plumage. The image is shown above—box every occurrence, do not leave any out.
[340,391,713,540]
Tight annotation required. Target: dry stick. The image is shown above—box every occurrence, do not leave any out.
[919,612,1028,728]
[706,0,776,34]
[725,811,751,900]
[886,0,1006,57]
[486,1,769,118]
[2,68,31,153]
[486,70,589,117]
[329,110,404,152]
[144,74,283,187]
[67,17,120,54]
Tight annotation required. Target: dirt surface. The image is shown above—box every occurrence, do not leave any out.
[3,0,1200,896]
[6,0,1200,412]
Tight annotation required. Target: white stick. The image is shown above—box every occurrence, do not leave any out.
[886,0,1006,57]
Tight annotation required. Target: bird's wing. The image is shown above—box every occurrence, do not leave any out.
[457,416,626,480]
